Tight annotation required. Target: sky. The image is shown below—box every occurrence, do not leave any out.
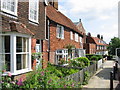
[58,0,119,43]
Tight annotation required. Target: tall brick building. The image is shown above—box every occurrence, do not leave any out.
[0,0,86,77]
[44,2,85,65]
[0,0,46,75]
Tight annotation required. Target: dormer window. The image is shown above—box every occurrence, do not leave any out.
[29,0,39,23]
[1,0,18,16]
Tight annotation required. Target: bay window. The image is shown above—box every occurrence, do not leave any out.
[1,0,18,16]
[0,34,32,75]
[56,49,68,65]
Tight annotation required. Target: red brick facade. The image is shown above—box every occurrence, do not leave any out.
[1,1,46,79]
[49,23,82,51]
[43,20,84,64]
[84,43,96,54]
[84,35,108,55]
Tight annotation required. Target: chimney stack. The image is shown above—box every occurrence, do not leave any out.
[101,35,103,40]
[97,34,100,39]
[79,19,81,22]
[49,0,58,10]
[87,32,91,37]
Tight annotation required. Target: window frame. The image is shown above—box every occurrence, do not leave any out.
[0,33,32,76]
[1,0,18,16]
[70,31,73,40]
[16,37,29,70]
[79,36,82,43]
[29,0,39,23]
[56,49,68,65]
[56,24,64,39]
[75,33,78,42]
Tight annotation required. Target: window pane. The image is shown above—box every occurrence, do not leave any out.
[29,0,39,21]
[2,0,16,13]
[16,54,28,70]
[4,36,10,53]
[16,54,22,70]
[16,37,22,52]
[23,38,27,52]
[27,39,29,52]
[5,54,10,71]
[23,54,27,69]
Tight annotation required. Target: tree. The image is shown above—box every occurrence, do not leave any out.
[108,37,120,55]
[64,44,75,56]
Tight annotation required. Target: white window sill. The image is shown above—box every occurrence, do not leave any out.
[75,40,78,42]
[2,69,33,76]
[57,37,64,39]
[1,11,18,19]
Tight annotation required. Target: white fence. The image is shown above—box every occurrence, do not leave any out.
[97,59,103,69]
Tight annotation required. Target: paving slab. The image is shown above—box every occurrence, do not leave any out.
[82,60,119,89]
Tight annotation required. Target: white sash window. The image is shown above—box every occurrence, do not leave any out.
[29,0,39,23]
[56,24,64,39]
[0,34,32,75]
[75,33,78,42]
[1,0,18,16]
[70,31,73,40]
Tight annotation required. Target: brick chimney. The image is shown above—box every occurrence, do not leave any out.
[101,35,103,40]
[48,0,58,10]
[97,34,100,39]
[87,32,91,37]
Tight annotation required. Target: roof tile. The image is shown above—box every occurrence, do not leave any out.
[46,6,83,36]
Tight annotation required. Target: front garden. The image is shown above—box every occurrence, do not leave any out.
[1,54,104,88]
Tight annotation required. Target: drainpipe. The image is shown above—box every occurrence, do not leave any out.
[48,19,50,62]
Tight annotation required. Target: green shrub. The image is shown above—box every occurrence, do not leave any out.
[21,67,81,88]
[86,54,103,61]
[90,56,98,61]
[68,60,78,67]
[83,71,90,85]
[76,57,90,66]
[59,59,66,65]
[96,55,103,60]
[86,54,94,60]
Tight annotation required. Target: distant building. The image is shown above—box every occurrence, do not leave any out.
[84,33,108,55]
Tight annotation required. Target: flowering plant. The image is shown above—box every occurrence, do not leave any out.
[1,72,23,88]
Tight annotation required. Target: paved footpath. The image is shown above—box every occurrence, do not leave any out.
[82,60,119,90]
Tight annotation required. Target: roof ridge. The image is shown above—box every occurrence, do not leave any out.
[46,6,83,36]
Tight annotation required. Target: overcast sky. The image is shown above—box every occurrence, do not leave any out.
[58,0,119,43]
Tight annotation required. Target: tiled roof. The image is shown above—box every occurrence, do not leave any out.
[74,22,86,34]
[46,6,83,36]
[4,21,34,35]
[92,37,107,46]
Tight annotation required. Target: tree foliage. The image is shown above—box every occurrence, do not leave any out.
[108,37,120,55]
[64,44,75,55]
